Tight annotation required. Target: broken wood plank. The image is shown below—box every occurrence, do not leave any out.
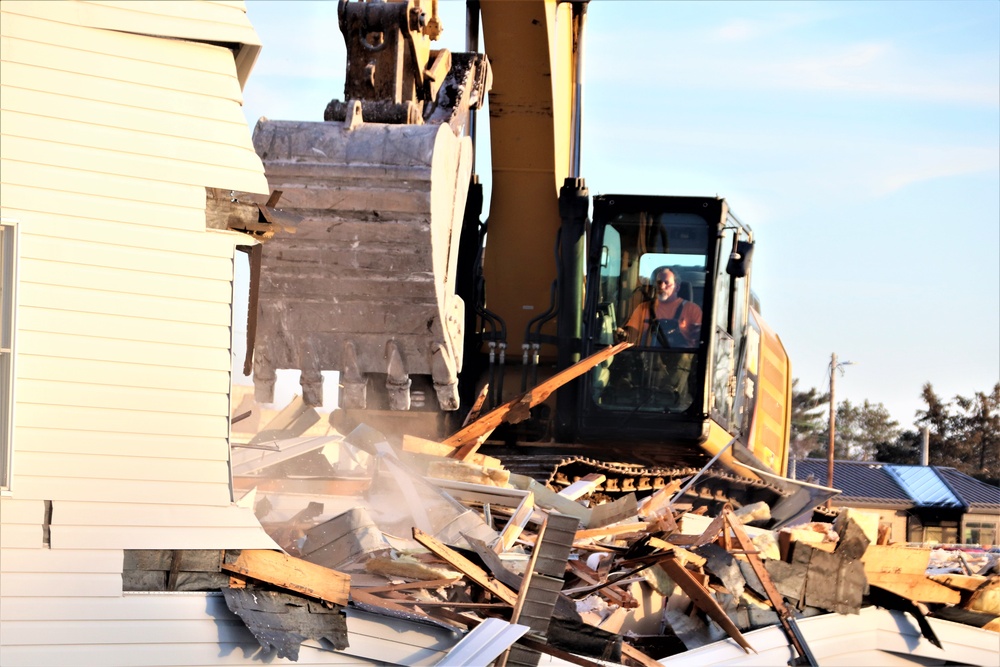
[639,478,685,518]
[574,521,649,542]
[646,537,707,568]
[221,550,349,606]
[865,574,961,605]
[401,433,502,468]
[862,544,932,575]
[620,642,664,667]
[558,474,606,501]
[567,559,633,608]
[461,384,490,427]
[929,573,988,592]
[412,528,519,606]
[724,510,817,666]
[495,491,535,553]
[443,342,632,458]
[658,556,755,654]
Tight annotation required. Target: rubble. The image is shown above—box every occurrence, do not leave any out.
[200,401,1000,665]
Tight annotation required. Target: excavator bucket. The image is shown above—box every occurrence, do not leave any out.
[250,116,473,412]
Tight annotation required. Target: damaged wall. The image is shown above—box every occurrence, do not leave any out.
[0,1,290,664]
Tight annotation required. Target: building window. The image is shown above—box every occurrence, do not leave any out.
[965,521,997,547]
[0,220,17,490]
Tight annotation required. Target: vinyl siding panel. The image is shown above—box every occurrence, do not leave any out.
[0,2,302,662]
[16,428,228,460]
[0,524,43,549]
[3,0,261,50]
[1,187,212,234]
[19,231,236,279]
[19,282,231,330]
[18,378,230,416]
[18,333,232,373]
[54,524,277,550]
[0,497,45,523]
[0,548,124,574]
[13,478,230,507]
[0,11,247,99]
[16,452,229,484]
[0,572,123,598]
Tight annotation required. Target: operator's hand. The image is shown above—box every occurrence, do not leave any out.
[614,327,628,343]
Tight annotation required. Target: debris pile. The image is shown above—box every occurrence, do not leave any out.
[212,415,1000,665]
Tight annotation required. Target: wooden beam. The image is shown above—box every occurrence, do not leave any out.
[871,574,961,605]
[495,491,535,553]
[574,522,649,542]
[412,528,519,606]
[221,550,349,606]
[462,384,490,426]
[639,478,685,518]
[620,642,664,667]
[724,510,815,665]
[443,342,632,458]
[862,545,931,576]
[401,433,502,468]
[558,474,606,500]
[658,557,755,654]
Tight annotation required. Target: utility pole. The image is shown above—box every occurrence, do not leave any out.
[827,353,836,507]
[826,354,855,508]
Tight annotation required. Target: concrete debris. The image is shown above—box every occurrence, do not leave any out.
[207,405,1000,663]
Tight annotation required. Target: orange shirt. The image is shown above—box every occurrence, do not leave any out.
[624,297,702,348]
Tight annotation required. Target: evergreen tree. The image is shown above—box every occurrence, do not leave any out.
[953,383,1000,485]
[789,379,828,460]
[815,399,900,461]
[875,429,922,465]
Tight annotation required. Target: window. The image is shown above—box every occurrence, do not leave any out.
[964,521,997,547]
[0,220,17,490]
[591,211,709,414]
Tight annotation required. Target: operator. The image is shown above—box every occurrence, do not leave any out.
[616,267,702,348]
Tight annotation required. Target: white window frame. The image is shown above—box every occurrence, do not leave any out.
[0,218,19,492]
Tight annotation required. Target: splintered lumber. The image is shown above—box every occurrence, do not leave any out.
[870,575,962,605]
[221,550,349,606]
[658,556,755,654]
[574,522,650,543]
[929,573,988,593]
[461,384,490,426]
[412,528,519,606]
[723,510,817,666]
[401,434,502,468]
[495,491,535,553]
[443,342,632,459]
[967,579,1000,615]
[620,642,664,667]
[639,478,685,518]
[861,544,931,578]
[862,544,960,604]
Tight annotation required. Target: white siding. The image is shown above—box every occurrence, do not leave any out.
[0,594,456,667]
[0,2,295,664]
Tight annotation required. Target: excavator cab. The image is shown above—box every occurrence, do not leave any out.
[575,194,773,471]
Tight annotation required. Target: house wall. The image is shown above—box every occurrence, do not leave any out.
[0,2,295,664]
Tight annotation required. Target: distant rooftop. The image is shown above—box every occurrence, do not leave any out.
[794,459,1000,512]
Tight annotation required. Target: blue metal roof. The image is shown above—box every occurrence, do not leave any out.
[884,465,964,509]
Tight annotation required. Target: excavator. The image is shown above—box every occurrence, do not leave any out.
[242,0,832,523]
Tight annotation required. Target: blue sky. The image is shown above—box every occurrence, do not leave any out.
[241,0,999,429]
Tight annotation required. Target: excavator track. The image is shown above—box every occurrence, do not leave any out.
[492,450,791,513]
